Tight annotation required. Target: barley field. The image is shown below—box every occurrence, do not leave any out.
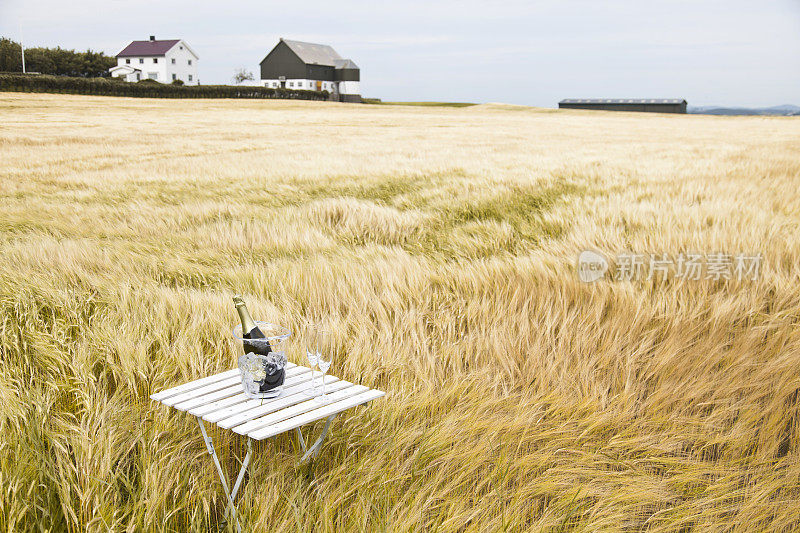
[1,93,799,532]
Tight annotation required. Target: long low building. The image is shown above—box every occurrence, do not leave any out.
[559,99,687,113]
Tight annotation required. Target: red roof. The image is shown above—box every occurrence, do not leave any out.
[117,39,181,57]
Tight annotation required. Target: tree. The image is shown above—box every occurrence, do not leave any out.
[232,67,254,85]
[0,37,115,76]
[0,38,22,72]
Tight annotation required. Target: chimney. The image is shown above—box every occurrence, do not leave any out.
[149,35,155,41]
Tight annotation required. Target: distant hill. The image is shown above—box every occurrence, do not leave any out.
[689,104,800,116]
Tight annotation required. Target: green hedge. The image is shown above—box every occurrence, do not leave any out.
[0,73,330,100]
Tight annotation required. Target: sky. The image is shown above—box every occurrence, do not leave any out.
[1,0,799,107]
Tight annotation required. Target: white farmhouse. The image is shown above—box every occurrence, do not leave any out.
[109,36,199,85]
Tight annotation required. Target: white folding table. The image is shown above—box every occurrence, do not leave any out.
[150,362,385,531]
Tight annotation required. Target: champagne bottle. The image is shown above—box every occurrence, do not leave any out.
[233,295,271,355]
[233,295,284,393]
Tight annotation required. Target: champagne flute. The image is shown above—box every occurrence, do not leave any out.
[315,328,336,403]
[302,322,322,397]
[317,352,332,402]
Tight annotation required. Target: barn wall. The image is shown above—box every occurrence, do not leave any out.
[260,41,306,80]
[334,68,359,82]
[306,64,336,81]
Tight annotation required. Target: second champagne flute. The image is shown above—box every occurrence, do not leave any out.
[315,327,336,403]
[302,322,321,397]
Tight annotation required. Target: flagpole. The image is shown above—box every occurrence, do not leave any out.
[20,24,26,73]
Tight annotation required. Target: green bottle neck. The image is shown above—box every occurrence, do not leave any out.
[234,296,258,334]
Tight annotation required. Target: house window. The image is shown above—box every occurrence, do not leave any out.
[153,58,158,63]
[139,58,144,64]
[125,58,130,64]
[172,74,177,81]
[289,82,293,87]
[188,75,193,81]
[171,58,176,64]
[148,73,158,80]
[188,60,192,65]
[136,73,141,81]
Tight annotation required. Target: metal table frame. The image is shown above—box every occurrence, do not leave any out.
[151,363,384,531]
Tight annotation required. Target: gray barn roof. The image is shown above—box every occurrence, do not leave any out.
[334,58,359,69]
[282,39,342,66]
[278,39,359,69]
[560,98,686,104]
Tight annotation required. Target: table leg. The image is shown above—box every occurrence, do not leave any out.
[197,417,242,533]
[299,414,337,463]
[231,437,252,501]
[296,427,307,453]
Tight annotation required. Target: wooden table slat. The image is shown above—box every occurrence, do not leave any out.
[247,389,385,441]
[204,374,339,424]
[160,363,297,407]
[150,369,239,402]
[189,391,249,417]
[232,383,366,434]
[173,367,311,412]
[161,376,243,406]
[151,363,384,444]
[219,380,356,430]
